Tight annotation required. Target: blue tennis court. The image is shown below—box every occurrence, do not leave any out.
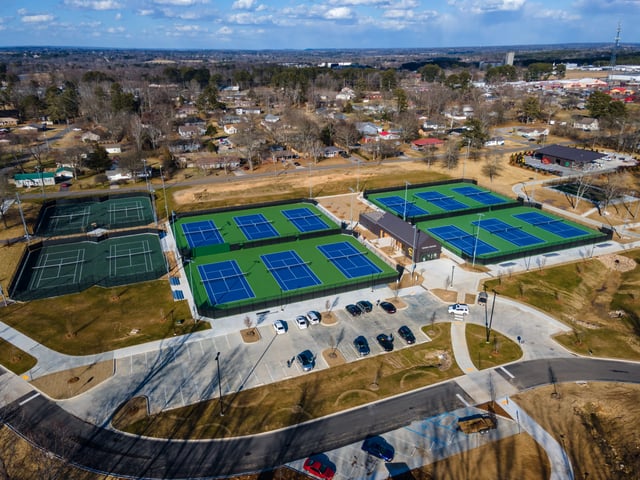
[513,212,589,238]
[452,186,507,205]
[181,220,224,248]
[234,213,280,240]
[261,250,322,291]
[428,225,498,256]
[473,218,543,247]
[377,195,429,217]
[282,207,330,233]
[317,241,383,279]
[197,260,255,305]
[416,191,468,211]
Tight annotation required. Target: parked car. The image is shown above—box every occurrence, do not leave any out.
[306,310,321,325]
[379,301,396,314]
[345,304,362,317]
[448,303,470,315]
[273,320,286,335]
[297,350,315,372]
[353,336,370,356]
[295,315,309,329]
[397,325,416,344]
[356,300,373,313]
[477,291,488,305]
[376,333,394,352]
[361,436,395,462]
[303,457,335,480]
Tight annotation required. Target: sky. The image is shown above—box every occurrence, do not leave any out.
[0,0,636,51]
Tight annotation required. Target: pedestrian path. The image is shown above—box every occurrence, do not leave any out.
[450,321,477,373]
[500,396,575,480]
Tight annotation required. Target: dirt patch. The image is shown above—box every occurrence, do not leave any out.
[514,382,640,479]
[320,311,338,325]
[240,328,261,343]
[322,348,346,367]
[430,288,458,303]
[30,360,115,400]
[597,253,637,272]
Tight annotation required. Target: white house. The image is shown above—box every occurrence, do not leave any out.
[572,116,599,131]
[13,172,56,187]
[223,124,238,135]
[104,144,122,155]
[105,168,133,182]
[485,137,505,147]
[336,87,356,101]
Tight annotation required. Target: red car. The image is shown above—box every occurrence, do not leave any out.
[303,457,335,480]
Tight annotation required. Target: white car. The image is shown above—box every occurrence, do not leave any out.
[295,315,308,329]
[448,303,470,315]
[306,310,321,325]
[273,320,286,335]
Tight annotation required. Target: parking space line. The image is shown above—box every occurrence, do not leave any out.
[499,366,515,379]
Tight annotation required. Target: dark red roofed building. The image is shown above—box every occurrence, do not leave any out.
[411,138,444,151]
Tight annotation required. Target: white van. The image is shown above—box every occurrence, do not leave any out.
[448,303,470,315]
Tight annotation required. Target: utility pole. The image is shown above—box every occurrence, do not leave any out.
[215,352,225,416]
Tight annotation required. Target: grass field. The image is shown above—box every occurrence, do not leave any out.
[483,250,640,360]
[0,339,37,375]
[1,280,201,356]
[465,323,523,370]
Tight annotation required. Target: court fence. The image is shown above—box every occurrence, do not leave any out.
[8,227,167,302]
[194,268,401,319]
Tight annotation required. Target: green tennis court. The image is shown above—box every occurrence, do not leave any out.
[173,201,339,255]
[418,205,607,263]
[10,233,166,301]
[35,194,155,236]
[186,234,397,316]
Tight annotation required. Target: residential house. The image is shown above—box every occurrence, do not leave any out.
[235,107,261,115]
[336,87,356,101]
[0,115,19,127]
[223,124,238,135]
[322,146,342,158]
[13,172,56,187]
[105,168,133,182]
[193,155,241,171]
[517,127,549,138]
[411,138,444,151]
[572,116,599,132]
[169,139,201,154]
[178,125,206,138]
[104,144,122,155]
[484,137,505,147]
[175,105,199,119]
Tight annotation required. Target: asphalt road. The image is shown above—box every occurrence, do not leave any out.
[2,357,640,479]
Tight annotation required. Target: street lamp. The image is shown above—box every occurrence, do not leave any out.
[411,224,418,275]
[486,289,498,343]
[403,181,411,222]
[472,213,484,267]
[348,187,356,229]
[159,166,170,224]
[450,265,455,287]
[215,352,225,416]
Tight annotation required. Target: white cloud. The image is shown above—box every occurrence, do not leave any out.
[138,9,154,16]
[216,26,233,35]
[530,9,580,21]
[383,9,414,19]
[17,8,28,15]
[450,0,525,14]
[153,0,208,5]
[64,0,123,10]
[232,0,255,10]
[324,7,353,19]
[329,0,388,5]
[106,26,125,33]
[21,14,55,23]
[115,12,122,20]
[175,24,202,31]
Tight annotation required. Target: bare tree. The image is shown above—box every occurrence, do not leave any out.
[570,173,594,210]
[443,138,460,170]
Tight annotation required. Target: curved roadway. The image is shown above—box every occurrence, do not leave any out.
[2,357,639,479]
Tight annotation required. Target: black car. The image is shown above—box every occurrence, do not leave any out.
[397,325,416,344]
[296,350,315,372]
[376,333,394,352]
[345,304,362,317]
[356,300,373,313]
[353,336,370,356]
[361,436,395,462]
[379,301,396,314]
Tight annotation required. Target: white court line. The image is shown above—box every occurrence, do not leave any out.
[18,392,40,406]
[499,366,515,379]
[456,393,470,407]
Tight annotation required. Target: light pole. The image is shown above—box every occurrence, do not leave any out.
[159,166,170,223]
[349,187,356,229]
[15,193,30,241]
[472,213,484,267]
[403,181,411,222]
[215,352,224,416]
[450,265,455,287]
[487,289,497,343]
[411,224,418,275]
[463,138,470,179]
